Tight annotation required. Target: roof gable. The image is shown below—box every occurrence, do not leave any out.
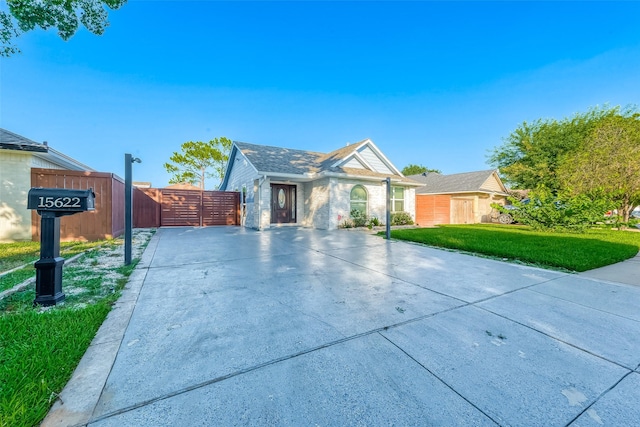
[222,139,414,186]
[328,139,402,176]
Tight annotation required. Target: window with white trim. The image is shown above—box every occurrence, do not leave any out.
[391,186,404,212]
[350,185,368,215]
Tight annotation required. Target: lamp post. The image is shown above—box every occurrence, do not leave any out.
[125,154,141,265]
[384,177,391,239]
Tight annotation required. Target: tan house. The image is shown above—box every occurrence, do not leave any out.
[409,170,510,226]
[0,129,94,241]
[220,139,421,230]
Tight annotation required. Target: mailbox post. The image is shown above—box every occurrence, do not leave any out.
[28,188,95,306]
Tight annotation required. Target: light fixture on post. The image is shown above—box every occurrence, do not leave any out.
[125,154,142,265]
[381,177,391,239]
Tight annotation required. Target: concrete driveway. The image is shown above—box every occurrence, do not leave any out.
[44,227,640,426]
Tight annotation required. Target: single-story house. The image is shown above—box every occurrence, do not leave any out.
[0,128,94,241]
[220,139,421,230]
[409,170,510,226]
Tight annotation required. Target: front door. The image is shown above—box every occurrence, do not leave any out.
[271,184,296,224]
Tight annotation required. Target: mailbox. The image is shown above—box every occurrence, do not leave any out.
[27,187,95,306]
[28,188,95,216]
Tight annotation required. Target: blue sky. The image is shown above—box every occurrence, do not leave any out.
[2,1,639,189]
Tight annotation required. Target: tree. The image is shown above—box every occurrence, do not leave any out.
[164,137,233,190]
[1,0,127,56]
[488,106,622,191]
[558,114,640,223]
[401,164,441,176]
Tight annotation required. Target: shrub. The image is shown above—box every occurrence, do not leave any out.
[339,218,355,228]
[365,216,381,230]
[390,211,414,226]
[503,188,615,232]
[350,209,368,227]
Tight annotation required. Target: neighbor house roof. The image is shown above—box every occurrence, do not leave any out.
[222,139,420,189]
[410,170,509,195]
[0,128,48,152]
[0,128,94,171]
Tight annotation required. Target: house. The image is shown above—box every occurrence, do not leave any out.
[0,128,94,241]
[409,170,510,226]
[220,139,421,230]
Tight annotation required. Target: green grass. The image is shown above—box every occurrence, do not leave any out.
[0,268,35,293]
[0,240,107,272]
[386,224,640,272]
[0,301,113,426]
[0,230,154,427]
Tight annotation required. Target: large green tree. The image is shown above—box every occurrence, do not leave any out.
[164,137,232,190]
[401,163,441,176]
[1,0,127,56]
[488,106,622,191]
[558,114,640,222]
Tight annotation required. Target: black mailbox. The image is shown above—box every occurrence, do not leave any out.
[27,187,95,306]
[28,188,95,216]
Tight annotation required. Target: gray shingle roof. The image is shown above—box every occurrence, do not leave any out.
[0,128,48,152]
[410,170,504,194]
[235,141,325,175]
[234,140,413,182]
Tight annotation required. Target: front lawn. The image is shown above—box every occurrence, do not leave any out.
[0,230,154,427]
[387,224,640,272]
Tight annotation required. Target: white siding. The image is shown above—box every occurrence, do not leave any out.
[0,151,32,241]
[357,146,394,175]
[343,157,365,169]
[224,150,260,228]
[481,174,505,193]
[31,157,64,169]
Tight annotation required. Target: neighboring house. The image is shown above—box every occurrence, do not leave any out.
[409,170,509,226]
[0,129,94,241]
[220,139,421,230]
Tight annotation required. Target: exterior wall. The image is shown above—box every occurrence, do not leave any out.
[224,150,260,228]
[416,192,507,225]
[327,179,416,230]
[303,178,331,229]
[415,194,451,226]
[478,193,508,223]
[256,177,271,229]
[0,151,32,241]
[481,174,505,193]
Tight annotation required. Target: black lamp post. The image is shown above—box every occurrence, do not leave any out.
[384,177,391,239]
[125,153,141,265]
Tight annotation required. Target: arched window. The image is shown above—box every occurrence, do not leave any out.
[350,185,368,215]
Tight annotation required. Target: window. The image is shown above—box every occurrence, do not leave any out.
[391,186,404,212]
[350,185,368,215]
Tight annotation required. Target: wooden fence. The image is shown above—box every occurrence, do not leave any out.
[31,169,240,241]
[31,168,124,242]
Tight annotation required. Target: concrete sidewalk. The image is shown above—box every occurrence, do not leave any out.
[43,227,640,426]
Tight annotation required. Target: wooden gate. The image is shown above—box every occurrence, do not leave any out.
[452,199,474,224]
[159,189,239,227]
